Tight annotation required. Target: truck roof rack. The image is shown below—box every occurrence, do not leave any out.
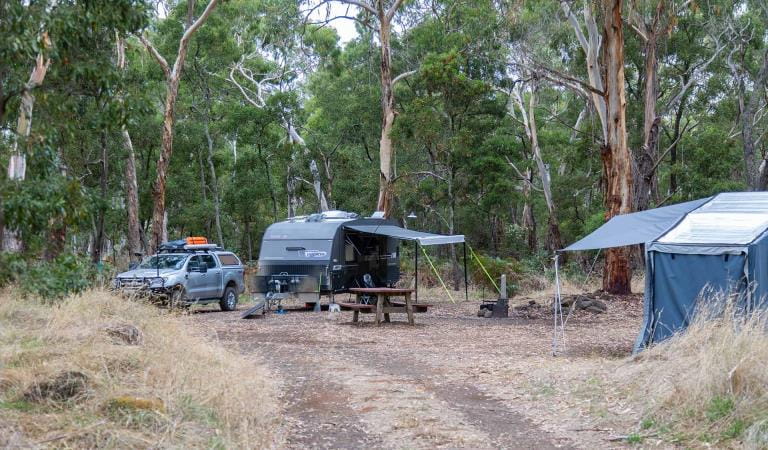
[157,239,223,253]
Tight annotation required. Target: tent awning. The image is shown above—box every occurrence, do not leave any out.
[344,224,464,246]
[562,198,711,252]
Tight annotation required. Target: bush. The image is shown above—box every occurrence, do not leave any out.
[469,252,521,297]
[0,252,97,301]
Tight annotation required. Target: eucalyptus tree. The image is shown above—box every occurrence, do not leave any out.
[226,8,334,216]
[138,0,220,252]
[305,0,419,217]
[1,0,149,255]
[627,0,727,209]
[724,1,768,190]
[116,37,143,262]
[522,0,632,293]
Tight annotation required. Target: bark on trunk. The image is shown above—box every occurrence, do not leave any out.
[123,129,142,262]
[244,218,253,261]
[142,0,220,253]
[522,168,537,252]
[204,123,224,246]
[635,33,660,211]
[521,84,563,252]
[4,51,50,252]
[258,145,279,220]
[376,12,396,217]
[738,49,768,190]
[287,164,299,218]
[92,133,108,263]
[309,159,329,212]
[447,170,461,290]
[286,122,329,212]
[117,38,143,263]
[150,80,180,251]
[601,0,633,294]
[668,88,689,194]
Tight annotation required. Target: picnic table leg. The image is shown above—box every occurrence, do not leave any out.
[384,296,391,323]
[375,294,383,326]
[353,310,359,323]
[405,292,415,325]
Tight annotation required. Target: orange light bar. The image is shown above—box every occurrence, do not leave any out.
[186,236,208,245]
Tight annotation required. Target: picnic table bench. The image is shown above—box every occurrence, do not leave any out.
[338,287,430,326]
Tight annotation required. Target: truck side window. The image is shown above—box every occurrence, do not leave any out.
[201,254,217,268]
[217,253,240,266]
[188,256,201,271]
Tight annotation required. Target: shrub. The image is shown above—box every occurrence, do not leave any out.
[469,252,521,297]
[0,252,97,301]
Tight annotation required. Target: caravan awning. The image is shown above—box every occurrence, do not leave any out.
[344,224,465,246]
[562,198,710,252]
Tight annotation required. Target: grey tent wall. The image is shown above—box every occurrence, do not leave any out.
[637,249,748,349]
[747,232,768,310]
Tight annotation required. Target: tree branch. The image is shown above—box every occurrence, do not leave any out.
[386,0,407,21]
[138,35,170,79]
[174,0,220,77]
[329,0,376,16]
[392,69,417,85]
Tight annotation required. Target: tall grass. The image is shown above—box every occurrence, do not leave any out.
[620,294,768,447]
[0,289,280,448]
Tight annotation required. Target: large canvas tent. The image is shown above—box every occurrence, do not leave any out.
[561,192,768,351]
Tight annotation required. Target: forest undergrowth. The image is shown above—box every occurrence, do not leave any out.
[0,289,281,448]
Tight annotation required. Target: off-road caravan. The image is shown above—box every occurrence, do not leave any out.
[251,210,465,309]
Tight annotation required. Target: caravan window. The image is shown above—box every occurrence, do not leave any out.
[260,239,333,261]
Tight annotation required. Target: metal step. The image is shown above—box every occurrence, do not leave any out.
[240,299,266,319]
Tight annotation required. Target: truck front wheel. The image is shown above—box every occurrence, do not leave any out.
[170,286,186,310]
[220,286,238,311]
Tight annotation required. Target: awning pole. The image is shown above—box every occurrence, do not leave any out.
[552,253,566,356]
[463,242,468,302]
[415,241,419,304]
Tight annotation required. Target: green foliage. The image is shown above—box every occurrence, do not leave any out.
[1,0,765,299]
[469,252,521,297]
[0,253,98,301]
[706,396,735,422]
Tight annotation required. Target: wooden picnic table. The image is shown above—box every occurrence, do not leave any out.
[342,287,417,326]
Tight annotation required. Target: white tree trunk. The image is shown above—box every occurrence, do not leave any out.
[140,0,220,252]
[117,37,143,262]
[4,50,50,251]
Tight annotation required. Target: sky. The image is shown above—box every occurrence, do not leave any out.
[308,2,361,45]
[156,1,361,45]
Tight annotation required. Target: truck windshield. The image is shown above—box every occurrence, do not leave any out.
[138,255,188,270]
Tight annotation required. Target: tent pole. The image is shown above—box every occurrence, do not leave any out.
[463,242,468,302]
[415,241,419,304]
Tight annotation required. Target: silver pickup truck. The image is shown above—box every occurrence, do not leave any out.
[114,243,246,310]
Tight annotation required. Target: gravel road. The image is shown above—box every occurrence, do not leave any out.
[190,297,641,449]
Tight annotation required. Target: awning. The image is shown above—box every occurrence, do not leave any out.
[344,224,465,246]
[562,198,711,252]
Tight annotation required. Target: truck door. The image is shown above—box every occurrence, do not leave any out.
[186,256,206,300]
[200,254,222,298]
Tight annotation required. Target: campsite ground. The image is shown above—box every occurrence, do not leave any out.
[190,288,646,449]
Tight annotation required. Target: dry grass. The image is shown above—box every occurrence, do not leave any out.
[606,296,768,447]
[0,289,280,448]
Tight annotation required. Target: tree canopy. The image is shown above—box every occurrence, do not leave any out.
[2,0,767,297]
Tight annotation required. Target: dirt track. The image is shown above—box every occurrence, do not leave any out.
[190,296,643,449]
